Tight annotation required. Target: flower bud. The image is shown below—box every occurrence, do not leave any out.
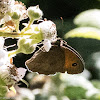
[27,5,43,20]
[11,1,27,21]
[11,11,21,20]
[38,20,57,42]
[17,38,37,54]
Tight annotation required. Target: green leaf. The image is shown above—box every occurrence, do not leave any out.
[64,27,100,40]
[74,9,100,29]
[64,86,87,100]
[0,77,6,86]
[87,94,100,100]
[91,80,100,89]
[0,87,7,97]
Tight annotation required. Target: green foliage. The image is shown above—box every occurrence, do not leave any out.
[91,80,100,89]
[64,27,100,63]
[0,87,7,97]
[64,8,100,80]
[87,94,100,100]
[64,27,100,40]
[0,77,6,86]
[0,77,7,99]
[64,86,86,100]
[74,9,100,29]
[54,19,75,38]
[17,38,36,54]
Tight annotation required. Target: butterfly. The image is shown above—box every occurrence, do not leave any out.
[25,39,85,75]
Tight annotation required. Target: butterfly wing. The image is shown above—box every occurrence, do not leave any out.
[62,43,84,74]
[25,40,84,75]
[25,46,65,75]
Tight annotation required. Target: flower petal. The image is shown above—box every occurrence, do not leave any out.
[17,68,27,80]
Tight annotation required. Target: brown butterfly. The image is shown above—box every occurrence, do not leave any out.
[25,39,85,75]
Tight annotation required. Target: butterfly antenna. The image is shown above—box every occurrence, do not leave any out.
[60,17,64,25]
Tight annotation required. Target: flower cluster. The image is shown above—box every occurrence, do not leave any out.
[0,37,27,90]
[0,0,15,15]
[0,0,57,96]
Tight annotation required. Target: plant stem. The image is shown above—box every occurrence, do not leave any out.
[8,50,18,57]
[21,18,34,34]
[15,20,20,33]
[0,32,33,38]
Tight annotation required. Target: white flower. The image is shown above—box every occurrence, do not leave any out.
[0,14,11,25]
[38,20,57,42]
[43,39,51,52]
[0,65,16,86]
[11,1,27,21]
[86,89,100,97]
[16,88,35,100]
[60,73,100,97]
[0,37,4,49]
[0,65,9,78]
[79,69,92,79]
[61,96,70,100]
[48,95,57,100]
[0,49,8,66]
[0,0,15,14]
[38,20,57,52]
[13,67,27,81]
[0,64,27,87]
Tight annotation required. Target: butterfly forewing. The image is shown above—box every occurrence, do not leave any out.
[25,46,65,75]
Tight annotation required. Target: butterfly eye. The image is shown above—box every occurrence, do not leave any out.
[72,63,77,66]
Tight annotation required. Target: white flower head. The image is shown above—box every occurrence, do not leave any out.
[16,88,35,100]
[12,67,27,81]
[38,20,57,42]
[0,0,14,25]
[60,73,100,97]
[49,95,57,100]
[0,14,11,25]
[11,1,27,21]
[0,37,5,49]
[0,65,15,86]
[0,65,9,78]
[0,49,9,66]
[0,64,27,87]
[0,0,15,15]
